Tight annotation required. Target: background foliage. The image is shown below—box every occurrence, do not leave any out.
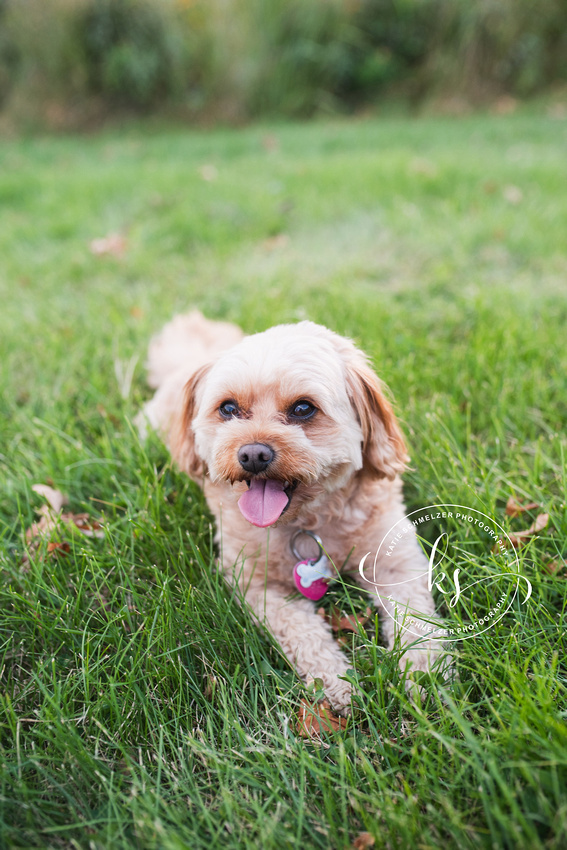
[1,0,567,128]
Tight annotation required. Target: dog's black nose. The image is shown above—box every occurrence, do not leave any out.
[238,443,275,474]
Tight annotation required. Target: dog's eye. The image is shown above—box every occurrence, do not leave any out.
[219,400,240,419]
[289,400,317,420]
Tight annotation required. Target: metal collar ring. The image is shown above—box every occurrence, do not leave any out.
[290,529,324,562]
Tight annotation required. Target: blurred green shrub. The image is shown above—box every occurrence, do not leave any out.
[238,0,357,115]
[0,1,18,107]
[0,0,194,126]
[77,0,188,107]
[351,0,441,93]
[435,0,567,97]
[0,0,566,128]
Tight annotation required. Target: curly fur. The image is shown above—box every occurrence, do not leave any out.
[140,311,449,713]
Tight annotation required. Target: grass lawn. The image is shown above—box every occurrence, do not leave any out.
[0,106,566,849]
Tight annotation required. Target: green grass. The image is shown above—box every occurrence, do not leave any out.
[0,106,566,849]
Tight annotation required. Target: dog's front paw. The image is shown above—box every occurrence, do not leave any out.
[400,641,452,672]
[400,645,438,674]
[317,673,354,716]
[400,642,454,700]
[306,671,353,716]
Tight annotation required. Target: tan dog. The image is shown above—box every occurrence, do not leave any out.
[141,311,446,712]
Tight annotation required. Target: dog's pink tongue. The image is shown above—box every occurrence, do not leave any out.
[238,479,289,527]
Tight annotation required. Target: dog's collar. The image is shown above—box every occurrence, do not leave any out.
[291,530,335,600]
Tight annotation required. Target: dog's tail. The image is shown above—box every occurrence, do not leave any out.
[137,310,243,441]
[146,310,243,389]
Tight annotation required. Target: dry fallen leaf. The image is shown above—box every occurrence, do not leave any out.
[502,513,549,549]
[548,102,567,120]
[199,164,218,181]
[297,698,347,739]
[24,484,104,566]
[46,541,70,557]
[352,833,376,850]
[492,95,518,115]
[89,233,127,257]
[330,606,372,633]
[262,133,279,152]
[544,559,566,576]
[67,513,104,537]
[503,185,523,205]
[262,233,289,251]
[32,483,68,513]
[409,157,437,177]
[505,496,540,517]
[204,675,218,701]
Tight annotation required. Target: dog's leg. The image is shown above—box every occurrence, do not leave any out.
[354,533,448,677]
[241,582,354,713]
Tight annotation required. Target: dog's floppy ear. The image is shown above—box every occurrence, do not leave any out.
[345,351,408,480]
[170,363,210,479]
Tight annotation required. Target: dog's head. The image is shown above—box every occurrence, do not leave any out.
[171,322,408,527]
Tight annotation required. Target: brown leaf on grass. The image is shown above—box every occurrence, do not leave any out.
[26,506,60,545]
[46,541,70,557]
[352,833,376,850]
[32,483,68,513]
[296,698,347,739]
[262,233,289,251]
[261,133,279,152]
[198,164,218,181]
[502,513,549,549]
[204,675,218,701]
[505,496,540,517]
[330,606,372,633]
[503,185,523,205]
[548,102,567,120]
[89,233,127,257]
[96,404,121,427]
[24,484,104,566]
[544,558,566,576]
[491,95,518,115]
[67,513,104,536]
[409,157,437,177]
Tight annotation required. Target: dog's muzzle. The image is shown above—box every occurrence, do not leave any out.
[237,443,274,474]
